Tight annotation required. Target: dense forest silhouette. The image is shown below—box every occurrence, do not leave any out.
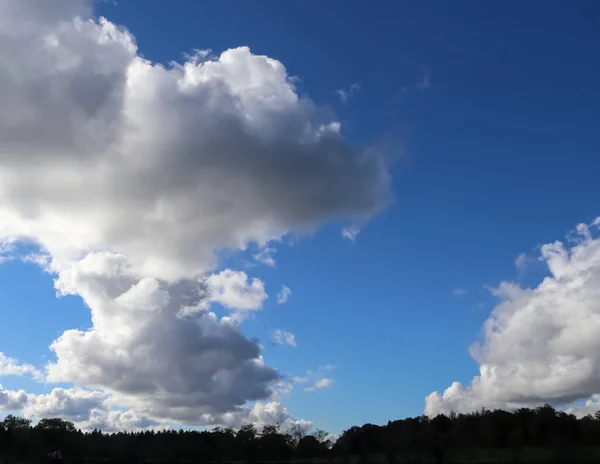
[3,405,600,463]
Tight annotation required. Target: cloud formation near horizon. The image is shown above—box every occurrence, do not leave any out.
[426,218,600,418]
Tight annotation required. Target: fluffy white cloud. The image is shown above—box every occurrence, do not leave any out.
[220,401,312,432]
[0,384,160,431]
[277,285,291,304]
[426,218,600,417]
[0,382,311,433]
[271,329,296,348]
[0,0,388,428]
[205,269,267,311]
[452,288,467,297]
[0,386,29,411]
[0,8,388,283]
[566,395,600,418]
[20,388,105,423]
[0,353,42,380]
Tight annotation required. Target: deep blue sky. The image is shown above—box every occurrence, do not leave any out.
[2,0,600,433]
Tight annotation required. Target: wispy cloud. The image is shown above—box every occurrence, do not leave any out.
[305,377,333,392]
[271,329,297,348]
[336,82,362,104]
[402,67,431,93]
[452,288,467,297]
[254,246,276,267]
[277,285,291,304]
[315,378,333,388]
[515,253,527,269]
[291,376,309,384]
[0,353,43,381]
[342,226,360,243]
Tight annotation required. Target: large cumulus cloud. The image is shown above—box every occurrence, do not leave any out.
[0,0,388,428]
[0,1,388,281]
[426,218,600,417]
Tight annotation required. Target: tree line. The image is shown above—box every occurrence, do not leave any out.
[3,405,600,463]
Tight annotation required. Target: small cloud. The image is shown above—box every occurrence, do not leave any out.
[315,378,333,389]
[291,376,308,383]
[318,363,337,371]
[297,364,337,392]
[452,288,467,297]
[271,329,297,348]
[515,253,527,269]
[0,352,44,381]
[270,380,294,399]
[336,82,362,104]
[277,285,291,304]
[254,246,276,267]
[305,377,334,392]
[402,67,431,93]
[342,226,360,243]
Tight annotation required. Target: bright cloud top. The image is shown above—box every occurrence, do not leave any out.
[426,218,600,417]
[0,0,389,429]
[0,2,388,282]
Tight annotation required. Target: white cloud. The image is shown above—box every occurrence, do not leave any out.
[0,0,389,426]
[452,288,467,297]
[277,285,291,304]
[0,382,311,433]
[254,246,276,267]
[566,394,600,418]
[305,378,333,391]
[220,401,312,433]
[426,218,600,417]
[342,226,360,243]
[315,378,333,389]
[271,329,296,348]
[0,385,29,411]
[515,253,528,269]
[205,269,267,311]
[0,6,388,283]
[0,384,160,431]
[336,82,362,104]
[0,353,43,380]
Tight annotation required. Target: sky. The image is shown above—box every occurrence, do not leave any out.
[1,0,600,435]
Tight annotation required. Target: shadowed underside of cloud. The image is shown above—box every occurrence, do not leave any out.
[426,218,600,418]
[0,0,389,429]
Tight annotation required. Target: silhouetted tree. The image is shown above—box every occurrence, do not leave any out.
[2,405,600,463]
